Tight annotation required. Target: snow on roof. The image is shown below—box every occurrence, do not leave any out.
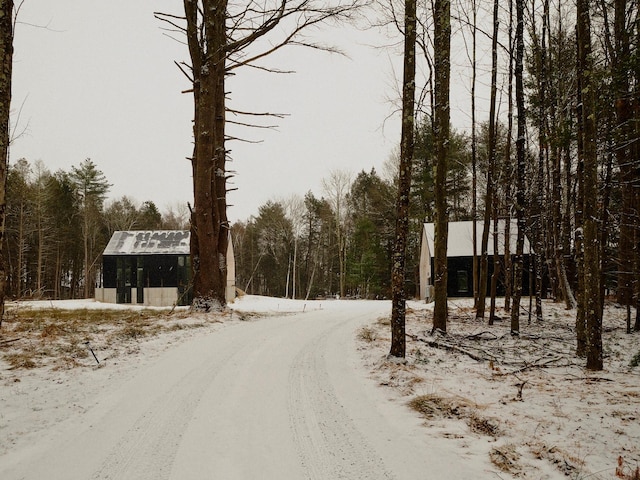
[103,231,190,255]
[423,220,531,258]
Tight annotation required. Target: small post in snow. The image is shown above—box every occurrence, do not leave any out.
[85,341,100,365]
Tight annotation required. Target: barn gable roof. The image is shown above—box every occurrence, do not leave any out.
[423,220,531,258]
[103,231,190,255]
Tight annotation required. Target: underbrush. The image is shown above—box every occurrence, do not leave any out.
[360,299,640,479]
[0,306,218,371]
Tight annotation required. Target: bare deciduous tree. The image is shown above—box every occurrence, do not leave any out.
[0,0,13,326]
[432,0,451,332]
[510,0,526,335]
[283,194,306,299]
[576,0,603,370]
[477,0,499,321]
[156,0,360,310]
[389,0,416,359]
[323,169,352,298]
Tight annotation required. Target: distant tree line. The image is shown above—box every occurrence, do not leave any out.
[3,158,189,300]
[2,0,638,372]
[232,120,483,300]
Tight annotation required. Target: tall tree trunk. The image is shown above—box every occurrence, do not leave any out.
[489,214,501,324]
[83,202,89,298]
[292,238,298,299]
[635,26,640,332]
[634,9,640,332]
[477,0,499,320]
[576,0,602,370]
[470,0,479,310]
[185,0,229,310]
[510,0,525,335]
[612,0,635,320]
[550,13,575,310]
[553,132,576,309]
[37,216,43,295]
[599,148,613,318]
[533,0,548,322]
[575,58,587,355]
[432,0,451,332]
[389,0,416,358]
[0,0,12,326]
[504,0,514,312]
[17,201,24,296]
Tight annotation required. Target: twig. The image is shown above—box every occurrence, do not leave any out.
[494,356,565,376]
[407,333,492,362]
[466,331,499,340]
[0,338,21,347]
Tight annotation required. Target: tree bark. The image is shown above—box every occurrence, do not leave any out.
[575,86,586,355]
[510,0,525,335]
[389,0,416,358]
[184,0,229,310]
[533,0,547,322]
[0,0,13,325]
[470,0,479,310]
[477,0,499,320]
[612,0,635,314]
[432,0,451,332]
[489,214,500,325]
[576,0,602,370]
[503,0,513,312]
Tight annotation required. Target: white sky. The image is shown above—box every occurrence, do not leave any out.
[10,1,492,223]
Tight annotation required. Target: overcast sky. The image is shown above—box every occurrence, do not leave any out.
[10,1,490,223]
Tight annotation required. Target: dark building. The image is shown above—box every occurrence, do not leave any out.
[96,230,235,307]
[419,220,533,300]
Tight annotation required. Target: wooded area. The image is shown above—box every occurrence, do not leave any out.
[0,0,639,370]
[0,158,189,301]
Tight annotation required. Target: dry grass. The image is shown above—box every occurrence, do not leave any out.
[408,393,500,439]
[616,456,640,480]
[528,442,584,476]
[468,413,501,437]
[357,326,377,343]
[5,351,38,369]
[409,394,455,419]
[359,299,640,478]
[0,306,219,371]
[408,393,476,420]
[489,444,521,474]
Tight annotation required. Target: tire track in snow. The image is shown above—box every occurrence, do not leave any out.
[89,358,220,480]
[288,313,396,480]
[91,315,303,480]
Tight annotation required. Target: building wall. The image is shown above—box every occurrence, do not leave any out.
[226,237,236,303]
[95,287,116,304]
[96,287,179,307]
[418,228,433,301]
[143,287,179,307]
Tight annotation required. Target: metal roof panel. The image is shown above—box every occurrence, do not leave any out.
[103,231,190,255]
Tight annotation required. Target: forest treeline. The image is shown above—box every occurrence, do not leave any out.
[3,158,189,300]
[3,0,640,337]
[231,121,475,300]
[238,0,640,342]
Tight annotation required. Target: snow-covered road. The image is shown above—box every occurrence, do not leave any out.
[1,300,479,479]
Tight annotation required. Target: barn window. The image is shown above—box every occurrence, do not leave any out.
[456,270,469,293]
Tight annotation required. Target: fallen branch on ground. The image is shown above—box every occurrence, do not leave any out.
[493,356,566,376]
[407,333,492,362]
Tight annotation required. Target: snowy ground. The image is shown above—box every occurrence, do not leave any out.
[360,298,640,479]
[0,295,638,479]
